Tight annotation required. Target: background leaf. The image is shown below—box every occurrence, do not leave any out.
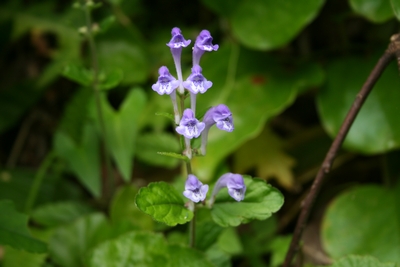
[322,184,400,265]
[31,201,93,228]
[136,132,181,168]
[193,45,324,180]
[92,88,147,182]
[234,127,296,190]
[0,200,47,253]
[350,0,394,23]
[317,57,400,154]
[87,231,169,267]
[54,123,101,198]
[135,182,194,226]
[211,176,284,227]
[110,185,154,231]
[231,0,325,50]
[327,255,397,267]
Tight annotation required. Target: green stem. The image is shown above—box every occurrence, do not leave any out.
[24,151,55,214]
[189,205,196,248]
[83,1,114,199]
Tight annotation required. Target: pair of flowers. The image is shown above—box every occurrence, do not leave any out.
[183,173,246,205]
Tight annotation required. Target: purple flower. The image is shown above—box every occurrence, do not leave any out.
[183,174,209,203]
[193,30,219,66]
[152,66,180,95]
[203,104,234,132]
[176,109,205,139]
[183,65,213,94]
[166,27,191,49]
[167,27,190,95]
[210,173,246,206]
[200,104,234,155]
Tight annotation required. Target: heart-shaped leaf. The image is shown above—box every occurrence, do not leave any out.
[322,184,400,265]
[54,123,101,198]
[92,88,147,182]
[211,176,284,227]
[135,182,193,226]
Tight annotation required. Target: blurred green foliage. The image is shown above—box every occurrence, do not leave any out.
[1,0,400,266]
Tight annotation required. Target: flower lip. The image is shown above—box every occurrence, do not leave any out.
[211,173,246,203]
[176,109,205,139]
[226,174,246,201]
[152,66,180,95]
[183,65,213,94]
[203,104,234,132]
[183,174,209,203]
[195,30,219,51]
[167,27,191,49]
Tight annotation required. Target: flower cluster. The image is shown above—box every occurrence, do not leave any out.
[152,27,245,205]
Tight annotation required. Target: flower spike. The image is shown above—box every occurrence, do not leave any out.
[167,27,191,95]
[209,173,246,206]
[183,174,209,203]
[201,104,234,155]
[193,30,219,66]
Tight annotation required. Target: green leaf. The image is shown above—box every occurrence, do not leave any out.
[135,182,194,226]
[350,0,394,23]
[269,235,292,267]
[54,123,101,198]
[110,185,154,231]
[155,112,176,123]
[205,244,232,267]
[192,45,324,180]
[87,231,169,267]
[327,255,397,267]
[3,246,47,267]
[391,0,400,20]
[234,127,296,190]
[31,201,93,228]
[62,64,92,87]
[97,39,149,85]
[317,56,400,154]
[211,176,284,227]
[136,133,181,168]
[231,0,325,50]
[0,200,47,253]
[322,184,400,265]
[92,88,147,182]
[98,69,123,90]
[49,213,113,267]
[217,227,243,255]
[195,208,224,251]
[57,88,92,145]
[168,245,215,267]
[0,169,86,212]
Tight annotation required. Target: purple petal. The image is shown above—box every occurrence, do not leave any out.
[183,174,209,202]
[195,30,219,52]
[167,27,191,49]
[152,66,179,95]
[176,109,205,138]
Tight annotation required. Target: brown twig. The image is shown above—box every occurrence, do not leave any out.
[283,34,399,267]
